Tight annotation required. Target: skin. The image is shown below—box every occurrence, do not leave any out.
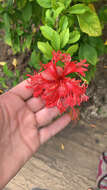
[0,79,71,189]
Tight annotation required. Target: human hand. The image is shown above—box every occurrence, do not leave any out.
[0,79,71,189]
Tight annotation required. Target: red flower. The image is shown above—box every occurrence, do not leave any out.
[27,51,89,119]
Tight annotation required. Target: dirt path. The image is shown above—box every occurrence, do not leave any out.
[4,119,107,190]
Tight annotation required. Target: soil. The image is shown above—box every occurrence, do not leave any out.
[80,54,107,120]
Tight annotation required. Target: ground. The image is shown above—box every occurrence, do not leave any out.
[4,118,107,190]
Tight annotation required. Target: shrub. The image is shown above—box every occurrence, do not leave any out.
[0,0,107,85]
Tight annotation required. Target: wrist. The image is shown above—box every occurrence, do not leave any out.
[0,139,30,189]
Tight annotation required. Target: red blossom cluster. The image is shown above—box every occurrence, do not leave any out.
[27,51,89,119]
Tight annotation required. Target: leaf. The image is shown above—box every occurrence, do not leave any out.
[66,44,79,56]
[0,90,3,94]
[26,35,32,50]
[61,144,64,150]
[29,51,41,70]
[88,3,96,12]
[68,30,80,44]
[64,0,72,8]
[3,13,12,46]
[3,64,14,78]
[59,16,68,32]
[12,58,18,68]
[60,28,69,48]
[13,80,18,87]
[104,40,107,45]
[69,4,90,14]
[38,41,53,59]
[36,0,51,8]
[3,13,11,31]
[16,27,24,36]
[88,37,105,56]
[51,32,60,50]
[99,5,107,24]
[82,65,96,84]
[45,9,55,27]
[15,70,20,78]
[0,4,4,14]
[4,31,12,46]
[0,62,7,66]
[77,11,102,36]
[22,3,32,22]
[17,0,27,9]
[73,0,98,2]
[40,26,54,40]
[79,43,98,65]
[12,35,20,53]
[40,26,60,50]
[53,4,65,20]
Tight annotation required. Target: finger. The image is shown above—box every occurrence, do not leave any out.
[35,107,60,127]
[10,79,33,100]
[26,97,45,112]
[39,113,71,144]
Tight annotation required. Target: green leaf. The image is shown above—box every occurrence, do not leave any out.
[66,44,79,56]
[58,0,72,8]
[4,31,12,46]
[73,0,98,2]
[59,16,68,32]
[68,30,80,44]
[60,28,69,48]
[13,80,19,87]
[40,26,54,40]
[22,3,32,22]
[36,0,51,8]
[45,9,55,27]
[26,35,32,50]
[38,41,53,59]
[68,15,75,28]
[21,35,32,52]
[17,0,27,9]
[99,6,107,24]
[0,77,5,82]
[12,35,20,53]
[16,27,24,36]
[53,4,65,20]
[51,0,57,9]
[40,26,60,50]
[3,13,11,31]
[79,43,98,65]
[29,51,41,70]
[15,70,20,78]
[64,0,72,8]
[3,64,13,77]
[0,4,4,13]
[77,11,102,36]
[81,65,96,84]
[51,32,60,50]
[69,4,90,14]
[88,37,105,56]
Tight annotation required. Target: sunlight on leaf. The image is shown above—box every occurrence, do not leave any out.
[104,40,107,45]
[0,62,7,66]
[12,58,18,68]
[88,3,96,12]
[0,90,3,94]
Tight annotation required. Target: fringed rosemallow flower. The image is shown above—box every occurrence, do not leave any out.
[27,51,89,120]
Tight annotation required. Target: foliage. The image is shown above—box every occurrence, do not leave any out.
[0,0,106,87]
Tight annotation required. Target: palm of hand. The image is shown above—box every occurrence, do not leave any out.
[0,80,71,188]
[0,92,40,160]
